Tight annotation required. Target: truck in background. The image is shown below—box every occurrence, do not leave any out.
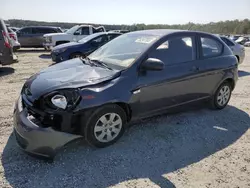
[43,25,106,50]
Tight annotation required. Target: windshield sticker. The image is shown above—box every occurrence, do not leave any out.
[135,37,157,44]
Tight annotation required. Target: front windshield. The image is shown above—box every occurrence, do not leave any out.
[66,25,79,34]
[78,33,103,43]
[88,33,159,69]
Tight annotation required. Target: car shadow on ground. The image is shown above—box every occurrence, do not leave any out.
[2,105,250,188]
[238,70,250,77]
[39,54,51,59]
[0,67,14,77]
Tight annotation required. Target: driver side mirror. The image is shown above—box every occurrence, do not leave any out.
[140,58,164,71]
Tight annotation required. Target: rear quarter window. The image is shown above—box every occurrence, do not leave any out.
[201,37,223,58]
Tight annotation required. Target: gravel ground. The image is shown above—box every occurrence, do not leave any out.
[0,48,249,188]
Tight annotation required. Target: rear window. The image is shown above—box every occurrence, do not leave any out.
[201,37,222,58]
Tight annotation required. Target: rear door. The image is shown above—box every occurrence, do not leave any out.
[0,19,14,65]
[17,27,33,47]
[31,27,56,47]
[30,27,43,46]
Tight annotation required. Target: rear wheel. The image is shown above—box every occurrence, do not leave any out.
[211,82,232,110]
[82,104,127,148]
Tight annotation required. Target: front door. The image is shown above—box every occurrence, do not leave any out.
[136,34,208,117]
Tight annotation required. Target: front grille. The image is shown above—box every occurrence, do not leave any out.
[14,130,28,149]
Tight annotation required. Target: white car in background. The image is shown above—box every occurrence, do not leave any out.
[7,27,21,51]
[244,41,250,47]
[43,25,106,50]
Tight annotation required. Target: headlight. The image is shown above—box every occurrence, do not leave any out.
[51,95,67,109]
[45,89,80,110]
[45,36,52,43]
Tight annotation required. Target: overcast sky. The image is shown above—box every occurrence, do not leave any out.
[1,0,250,25]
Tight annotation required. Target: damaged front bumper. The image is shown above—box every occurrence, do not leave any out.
[13,96,82,159]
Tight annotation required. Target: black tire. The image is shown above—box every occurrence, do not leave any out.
[70,52,83,59]
[210,82,232,110]
[82,104,127,148]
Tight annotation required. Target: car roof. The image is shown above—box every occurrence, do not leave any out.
[21,26,60,29]
[126,29,215,37]
[86,32,121,37]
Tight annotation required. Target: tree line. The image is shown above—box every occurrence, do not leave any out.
[6,19,250,35]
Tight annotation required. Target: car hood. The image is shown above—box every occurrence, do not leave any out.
[24,58,120,100]
[52,42,82,51]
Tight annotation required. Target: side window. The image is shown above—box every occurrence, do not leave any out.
[45,28,58,33]
[81,27,90,35]
[32,28,43,34]
[149,36,194,65]
[19,28,32,34]
[108,34,119,41]
[91,36,108,45]
[221,37,234,47]
[201,37,222,58]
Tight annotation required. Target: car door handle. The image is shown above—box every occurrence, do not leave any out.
[190,66,200,72]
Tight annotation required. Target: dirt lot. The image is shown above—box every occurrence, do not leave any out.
[0,48,249,188]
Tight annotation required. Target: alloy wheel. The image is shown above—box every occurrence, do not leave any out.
[217,85,230,106]
[94,113,122,143]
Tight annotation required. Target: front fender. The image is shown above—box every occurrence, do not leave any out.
[74,76,136,113]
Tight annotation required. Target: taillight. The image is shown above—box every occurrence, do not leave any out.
[2,31,11,48]
[9,33,16,41]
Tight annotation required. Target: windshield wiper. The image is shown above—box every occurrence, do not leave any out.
[80,57,112,70]
[80,56,93,66]
[91,59,113,70]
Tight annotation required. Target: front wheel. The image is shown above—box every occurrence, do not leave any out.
[211,82,232,110]
[82,104,127,148]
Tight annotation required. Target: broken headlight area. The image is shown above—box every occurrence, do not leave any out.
[43,89,81,111]
[21,89,82,134]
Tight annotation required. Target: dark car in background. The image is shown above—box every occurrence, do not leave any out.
[51,32,121,63]
[16,26,62,48]
[13,30,238,159]
[0,18,17,65]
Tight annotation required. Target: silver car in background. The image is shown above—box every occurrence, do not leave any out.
[220,36,245,64]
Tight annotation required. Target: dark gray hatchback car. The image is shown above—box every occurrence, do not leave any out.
[13,29,238,160]
[16,26,62,48]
